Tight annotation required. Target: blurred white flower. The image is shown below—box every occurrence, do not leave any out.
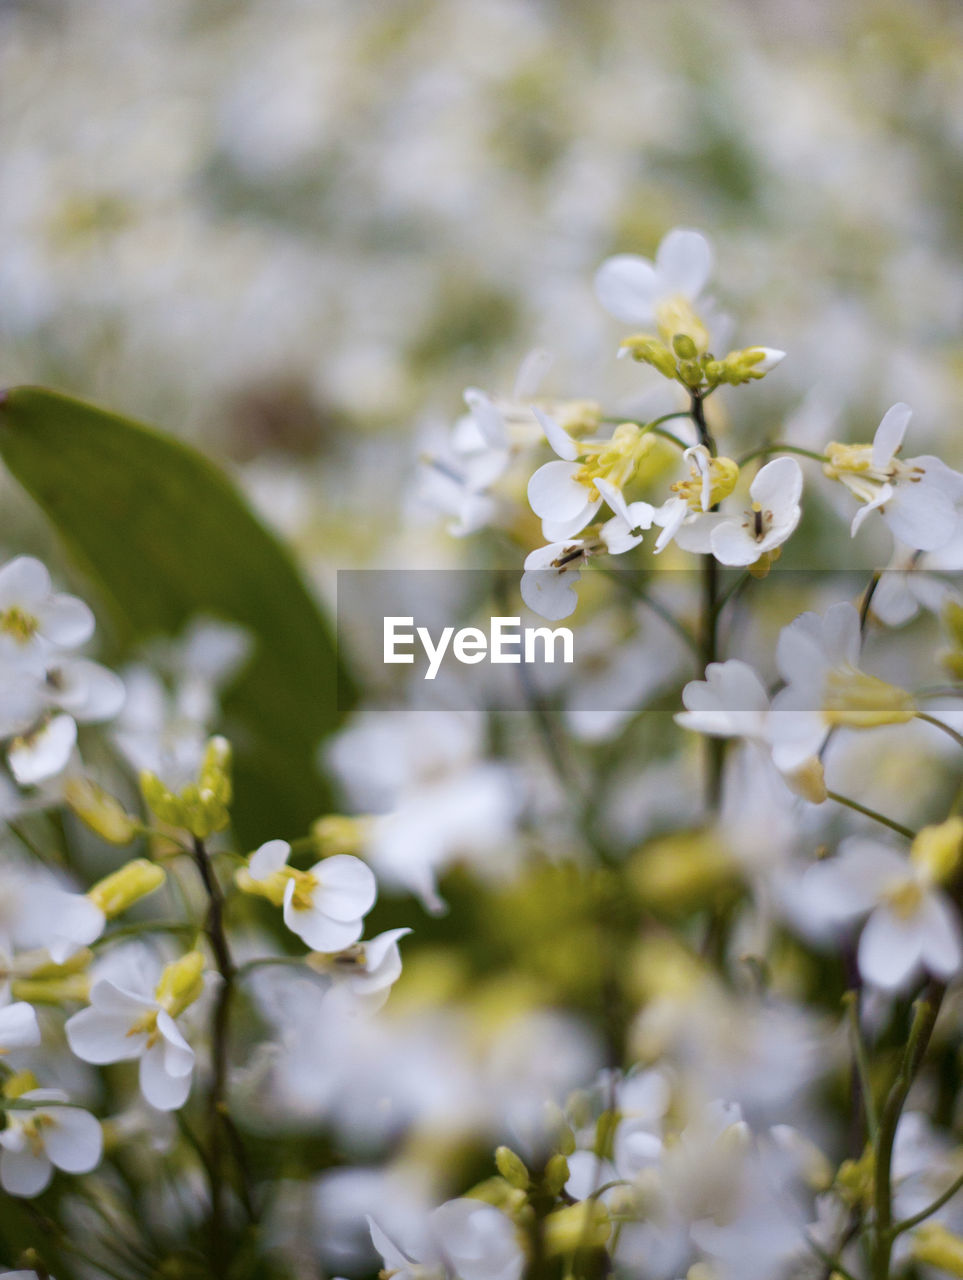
[0,1002,40,1052]
[594,228,713,330]
[0,1089,101,1196]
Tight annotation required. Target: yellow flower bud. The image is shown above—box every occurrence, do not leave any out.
[543,1201,610,1255]
[654,297,710,355]
[198,736,232,808]
[620,334,678,380]
[11,974,90,1004]
[912,817,963,884]
[494,1146,530,1191]
[140,771,190,828]
[64,777,139,844]
[235,867,288,907]
[544,1153,570,1196]
[155,950,205,1017]
[822,669,917,729]
[3,1070,39,1099]
[311,814,371,858]
[783,757,828,805]
[88,859,166,918]
[912,1222,963,1275]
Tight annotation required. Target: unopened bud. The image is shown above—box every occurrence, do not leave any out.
[620,334,678,379]
[235,867,288,907]
[198,736,232,807]
[544,1153,570,1196]
[494,1145,530,1191]
[140,771,189,828]
[88,859,166,917]
[714,346,786,385]
[3,1070,38,1099]
[65,777,139,844]
[912,816,963,884]
[543,1201,610,1255]
[783,757,828,804]
[155,950,205,1017]
[672,333,699,360]
[11,974,90,1004]
[823,669,916,729]
[311,814,371,858]
[912,1222,963,1275]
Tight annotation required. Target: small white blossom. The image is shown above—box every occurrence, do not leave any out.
[594,228,713,329]
[681,456,804,566]
[248,841,377,951]
[0,1089,102,1196]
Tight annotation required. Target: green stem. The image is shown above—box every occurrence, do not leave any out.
[736,442,828,466]
[691,391,725,808]
[872,982,944,1280]
[916,710,963,752]
[891,1166,963,1238]
[844,990,878,1142]
[825,791,915,841]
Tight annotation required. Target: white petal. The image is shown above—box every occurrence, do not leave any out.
[0,557,50,611]
[367,1216,412,1272]
[885,478,957,552]
[463,389,508,450]
[89,979,157,1017]
[66,1008,148,1064]
[594,254,659,325]
[872,403,912,470]
[249,839,291,880]
[709,521,763,567]
[283,881,364,951]
[139,1041,192,1110]
[532,407,578,462]
[750,456,803,515]
[0,1002,40,1050]
[157,1012,195,1077]
[527,460,589,522]
[49,659,125,723]
[654,228,713,300]
[8,714,77,785]
[312,855,377,921]
[42,1106,103,1173]
[858,907,923,991]
[520,566,580,621]
[0,1147,52,1197]
[917,892,963,979]
[39,594,95,648]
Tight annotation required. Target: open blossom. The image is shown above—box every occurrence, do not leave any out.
[596,478,655,554]
[245,840,377,951]
[768,601,917,771]
[527,408,655,541]
[66,955,204,1111]
[652,446,740,553]
[0,1089,102,1196]
[309,927,411,1013]
[824,402,963,550]
[800,828,963,990]
[368,1198,524,1280]
[520,538,598,621]
[0,557,94,669]
[0,871,105,964]
[677,456,804,567]
[594,227,714,345]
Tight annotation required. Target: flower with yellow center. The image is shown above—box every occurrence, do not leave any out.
[652,446,740,553]
[0,1088,102,1196]
[0,556,94,666]
[823,402,963,551]
[240,839,377,951]
[800,831,963,991]
[65,951,204,1111]
[527,408,660,541]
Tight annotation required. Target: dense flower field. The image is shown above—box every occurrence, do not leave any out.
[2,2,963,1278]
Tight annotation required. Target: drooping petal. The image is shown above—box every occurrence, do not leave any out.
[65,1007,148,1064]
[139,1040,193,1110]
[520,560,581,621]
[884,477,958,552]
[157,1012,195,1078]
[654,228,713,300]
[871,403,912,470]
[463,388,508,450]
[39,594,95,648]
[594,254,660,325]
[532,407,579,462]
[709,521,762,567]
[8,714,78,786]
[49,659,125,723]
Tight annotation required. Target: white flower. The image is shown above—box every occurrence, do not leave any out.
[596,479,655,555]
[680,456,803,567]
[520,539,596,621]
[677,659,772,745]
[0,1002,40,1053]
[312,927,411,1013]
[0,1088,102,1196]
[44,657,126,724]
[652,446,740,554]
[3,875,104,964]
[824,403,963,551]
[368,1199,523,1280]
[800,837,963,991]
[768,602,916,772]
[595,228,713,329]
[0,557,94,667]
[248,841,377,951]
[65,978,196,1111]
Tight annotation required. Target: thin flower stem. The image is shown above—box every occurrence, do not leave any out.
[804,1233,861,1280]
[844,990,879,1142]
[872,982,945,1279]
[825,791,916,841]
[691,391,725,809]
[891,1166,963,1237]
[736,442,828,466]
[916,710,963,751]
[600,569,701,657]
[859,571,882,633]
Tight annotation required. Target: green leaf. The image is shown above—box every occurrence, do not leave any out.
[0,385,352,846]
